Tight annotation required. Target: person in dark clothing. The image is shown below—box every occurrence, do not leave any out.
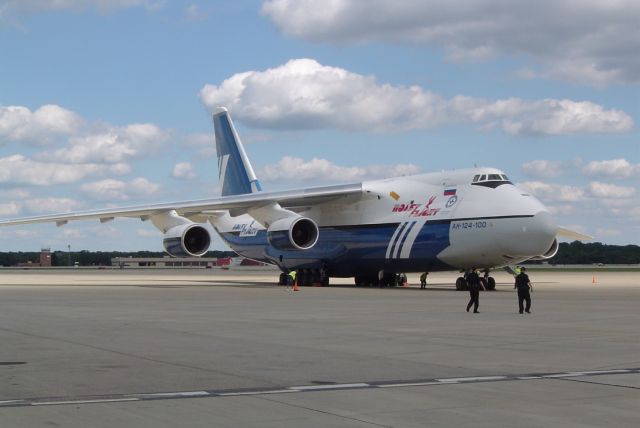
[514,266,533,314]
[420,272,428,289]
[466,268,485,313]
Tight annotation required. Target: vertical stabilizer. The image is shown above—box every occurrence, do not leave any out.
[212,107,262,196]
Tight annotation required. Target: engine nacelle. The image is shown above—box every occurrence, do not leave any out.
[267,216,319,250]
[163,223,211,257]
[527,238,559,261]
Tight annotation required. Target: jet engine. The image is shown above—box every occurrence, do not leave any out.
[527,238,559,261]
[267,216,319,250]
[163,223,211,257]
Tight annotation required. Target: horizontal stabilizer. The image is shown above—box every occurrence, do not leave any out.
[557,227,593,241]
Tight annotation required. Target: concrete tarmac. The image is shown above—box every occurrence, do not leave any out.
[0,269,638,427]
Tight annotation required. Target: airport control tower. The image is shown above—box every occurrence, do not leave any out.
[40,248,52,267]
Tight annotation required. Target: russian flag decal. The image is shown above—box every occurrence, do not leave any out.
[444,188,456,196]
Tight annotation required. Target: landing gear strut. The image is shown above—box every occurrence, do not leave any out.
[482,270,496,291]
[455,271,496,291]
[279,268,330,287]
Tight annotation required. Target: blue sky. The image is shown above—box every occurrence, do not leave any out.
[0,0,638,251]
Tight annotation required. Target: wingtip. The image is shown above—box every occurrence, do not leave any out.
[557,226,593,242]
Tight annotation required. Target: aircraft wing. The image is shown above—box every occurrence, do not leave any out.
[557,227,593,241]
[0,183,363,226]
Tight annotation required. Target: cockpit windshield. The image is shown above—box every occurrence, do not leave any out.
[472,173,511,186]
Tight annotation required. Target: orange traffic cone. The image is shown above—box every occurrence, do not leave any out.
[403,280,408,288]
[293,279,300,292]
[592,276,597,284]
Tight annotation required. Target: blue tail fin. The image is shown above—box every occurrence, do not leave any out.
[212,107,262,196]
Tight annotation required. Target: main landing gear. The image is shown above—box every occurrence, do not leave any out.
[354,271,399,287]
[279,268,329,287]
[455,270,496,291]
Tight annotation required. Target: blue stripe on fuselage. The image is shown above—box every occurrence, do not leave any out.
[218,221,452,276]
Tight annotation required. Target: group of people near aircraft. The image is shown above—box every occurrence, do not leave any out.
[465,267,533,314]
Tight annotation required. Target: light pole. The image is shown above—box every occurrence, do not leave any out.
[67,244,71,267]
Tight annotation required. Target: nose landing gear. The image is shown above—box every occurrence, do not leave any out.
[456,270,496,291]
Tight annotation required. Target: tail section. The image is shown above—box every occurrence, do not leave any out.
[212,107,262,196]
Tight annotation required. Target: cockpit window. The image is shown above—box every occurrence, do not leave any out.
[472,172,513,187]
[472,173,512,185]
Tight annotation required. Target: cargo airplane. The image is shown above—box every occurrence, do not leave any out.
[0,108,590,289]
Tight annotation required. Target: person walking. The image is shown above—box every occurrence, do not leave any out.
[514,266,533,314]
[420,272,428,289]
[466,268,485,313]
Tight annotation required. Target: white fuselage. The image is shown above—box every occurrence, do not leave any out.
[210,168,556,276]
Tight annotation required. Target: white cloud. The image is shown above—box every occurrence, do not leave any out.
[595,228,622,238]
[200,59,633,135]
[518,181,586,202]
[522,160,565,178]
[0,188,30,199]
[45,123,171,164]
[546,204,577,215]
[81,177,162,201]
[610,205,640,219]
[0,155,109,185]
[0,202,21,216]
[184,3,206,22]
[172,162,196,180]
[259,156,420,182]
[0,105,82,144]
[62,228,84,239]
[0,229,38,239]
[109,163,133,175]
[23,198,84,214]
[582,159,640,179]
[587,181,635,198]
[262,0,640,85]
[137,228,161,237]
[183,133,216,158]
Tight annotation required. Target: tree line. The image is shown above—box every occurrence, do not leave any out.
[0,242,638,267]
[0,250,237,267]
[542,241,640,265]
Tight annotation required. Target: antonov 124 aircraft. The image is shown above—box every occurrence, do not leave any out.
[0,108,591,289]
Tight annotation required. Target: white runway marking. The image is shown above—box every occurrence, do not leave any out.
[291,383,369,391]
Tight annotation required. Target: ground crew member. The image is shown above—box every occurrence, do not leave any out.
[399,273,407,287]
[466,268,485,313]
[288,270,297,288]
[514,266,532,314]
[420,272,428,289]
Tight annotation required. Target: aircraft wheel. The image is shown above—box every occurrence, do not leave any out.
[487,277,496,290]
[455,277,467,291]
[278,272,288,286]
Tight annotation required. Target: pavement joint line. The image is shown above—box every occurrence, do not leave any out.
[377,382,443,388]
[291,383,370,391]
[31,398,140,406]
[436,376,507,383]
[0,367,638,408]
[218,390,297,396]
[134,391,209,398]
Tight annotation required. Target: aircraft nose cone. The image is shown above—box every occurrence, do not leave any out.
[501,211,557,257]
